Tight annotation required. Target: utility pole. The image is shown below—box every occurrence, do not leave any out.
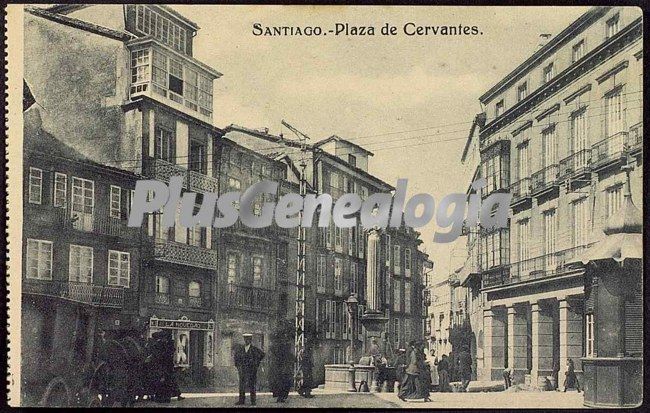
[280,119,310,392]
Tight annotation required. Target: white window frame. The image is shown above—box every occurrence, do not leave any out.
[393,318,400,346]
[393,245,401,274]
[393,279,401,312]
[53,172,67,208]
[334,258,343,296]
[517,81,528,102]
[26,239,53,280]
[542,62,555,84]
[28,167,43,204]
[110,185,122,219]
[71,176,95,231]
[606,13,620,39]
[227,251,240,284]
[108,250,130,287]
[585,313,595,357]
[69,244,93,283]
[317,255,326,293]
[405,282,412,314]
[572,39,585,63]
[572,197,589,248]
[252,255,264,287]
[606,184,624,216]
[385,234,392,267]
[350,262,357,294]
[405,248,412,277]
[156,275,170,294]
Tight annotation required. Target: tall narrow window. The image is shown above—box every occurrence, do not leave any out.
[130,49,150,92]
[188,281,201,307]
[227,252,239,284]
[606,185,623,216]
[605,89,624,138]
[517,141,530,180]
[252,256,263,286]
[71,177,95,231]
[335,227,342,251]
[572,198,589,248]
[155,126,175,163]
[394,245,401,274]
[185,69,198,111]
[53,172,67,208]
[26,239,53,280]
[405,282,412,314]
[317,255,326,292]
[108,250,130,287]
[517,219,530,276]
[405,248,412,277]
[189,141,205,173]
[585,313,595,356]
[543,63,555,84]
[572,40,585,63]
[385,234,392,267]
[543,209,558,270]
[606,13,620,39]
[393,279,401,312]
[69,245,93,283]
[570,109,588,169]
[350,262,357,293]
[110,186,122,219]
[542,126,557,169]
[495,100,505,117]
[517,82,528,102]
[28,167,43,204]
[393,318,400,346]
[168,58,184,101]
[334,258,343,295]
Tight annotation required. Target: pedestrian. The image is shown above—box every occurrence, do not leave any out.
[503,366,513,390]
[398,340,432,402]
[563,359,581,392]
[234,333,265,406]
[459,345,472,391]
[394,348,407,391]
[437,354,450,392]
[269,328,293,403]
[298,336,315,398]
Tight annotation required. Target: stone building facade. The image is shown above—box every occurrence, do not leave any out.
[468,6,642,388]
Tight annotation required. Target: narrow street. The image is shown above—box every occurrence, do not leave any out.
[135,389,585,409]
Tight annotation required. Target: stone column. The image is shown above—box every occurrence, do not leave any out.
[484,307,506,381]
[531,301,554,388]
[365,229,382,313]
[559,298,584,385]
[508,304,528,384]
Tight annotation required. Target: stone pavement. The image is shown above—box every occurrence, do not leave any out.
[134,388,585,409]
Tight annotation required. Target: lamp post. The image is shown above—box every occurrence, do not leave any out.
[345,293,359,392]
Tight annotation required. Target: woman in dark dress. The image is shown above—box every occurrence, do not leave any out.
[269,328,294,403]
[398,341,431,402]
[563,359,581,392]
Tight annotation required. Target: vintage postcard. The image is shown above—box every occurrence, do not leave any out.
[5,4,644,408]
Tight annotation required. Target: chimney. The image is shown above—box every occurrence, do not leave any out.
[537,33,552,50]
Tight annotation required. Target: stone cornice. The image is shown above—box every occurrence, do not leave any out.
[563,84,593,104]
[596,60,629,83]
[535,103,561,121]
[480,17,642,140]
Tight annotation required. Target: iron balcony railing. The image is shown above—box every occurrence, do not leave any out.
[153,239,219,270]
[531,164,559,193]
[485,243,594,288]
[220,283,275,313]
[629,122,643,151]
[154,292,171,305]
[559,149,592,178]
[23,280,126,308]
[56,208,143,239]
[592,131,628,168]
[188,296,203,307]
[481,265,511,289]
[143,157,219,193]
[510,177,532,204]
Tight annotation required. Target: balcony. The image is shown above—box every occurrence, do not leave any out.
[188,296,202,307]
[485,243,594,289]
[531,164,559,195]
[629,122,643,152]
[481,266,511,289]
[220,283,275,314]
[55,208,143,240]
[559,149,591,181]
[510,177,532,206]
[592,131,628,170]
[153,239,218,270]
[143,157,219,193]
[154,292,171,305]
[23,280,126,308]
[127,39,220,125]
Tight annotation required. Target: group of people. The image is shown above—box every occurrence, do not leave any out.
[395,340,433,402]
[236,330,315,406]
[503,359,581,392]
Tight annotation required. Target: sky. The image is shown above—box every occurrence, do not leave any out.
[172,5,590,278]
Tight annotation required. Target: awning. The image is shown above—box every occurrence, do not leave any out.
[570,179,642,266]
[573,232,642,265]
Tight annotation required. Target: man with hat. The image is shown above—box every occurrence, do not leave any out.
[234,333,265,406]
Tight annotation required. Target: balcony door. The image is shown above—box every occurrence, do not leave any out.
[71,177,94,231]
[543,209,558,271]
[605,89,625,156]
[570,110,588,169]
[542,126,557,180]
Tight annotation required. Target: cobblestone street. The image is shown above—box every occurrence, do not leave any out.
[135,389,585,409]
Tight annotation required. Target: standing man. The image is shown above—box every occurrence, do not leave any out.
[458,345,472,391]
[234,333,265,406]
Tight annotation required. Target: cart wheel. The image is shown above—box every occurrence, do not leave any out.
[40,378,71,407]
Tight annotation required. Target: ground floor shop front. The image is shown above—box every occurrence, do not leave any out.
[482,282,585,389]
